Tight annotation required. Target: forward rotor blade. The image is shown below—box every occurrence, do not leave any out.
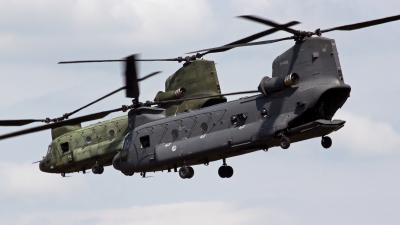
[202,21,300,55]
[0,119,48,126]
[187,37,293,54]
[321,14,400,33]
[153,90,260,105]
[58,58,189,64]
[65,86,125,119]
[238,15,299,35]
[0,107,125,140]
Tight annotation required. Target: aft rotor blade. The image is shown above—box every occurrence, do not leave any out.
[238,15,299,35]
[137,71,162,82]
[153,90,260,105]
[202,21,300,55]
[187,37,293,54]
[321,14,400,33]
[0,107,126,140]
[0,119,48,126]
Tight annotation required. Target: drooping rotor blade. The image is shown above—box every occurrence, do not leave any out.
[187,37,293,54]
[153,90,260,105]
[201,21,300,55]
[0,119,48,126]
[321,14,400,33]
[0,106,129,140]
[238,15,300,35]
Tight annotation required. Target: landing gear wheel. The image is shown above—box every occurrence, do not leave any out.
[321,136,332,149]
[92,164,104,174]
[61,173,65,177]
[179,167,191,179]
[187,167,194,179]
[280,136,291,149]
[225,166,234,178]
[218,166,227,178]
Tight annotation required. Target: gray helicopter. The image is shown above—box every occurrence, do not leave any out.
[111,14,400,179]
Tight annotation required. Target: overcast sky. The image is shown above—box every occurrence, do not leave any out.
[0,1,400,224]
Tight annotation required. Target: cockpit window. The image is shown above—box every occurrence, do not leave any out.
[47,145,52,154]
[122,131,133,151]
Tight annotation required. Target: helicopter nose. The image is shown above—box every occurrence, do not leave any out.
[112,152,121,171]
[39,160,46,172]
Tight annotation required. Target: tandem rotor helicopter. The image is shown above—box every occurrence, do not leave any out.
[1,14,399,179]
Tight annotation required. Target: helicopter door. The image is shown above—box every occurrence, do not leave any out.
[60,141,74,164]
[131,127,153,169]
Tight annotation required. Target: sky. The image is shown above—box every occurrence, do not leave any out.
[0,1,400,224]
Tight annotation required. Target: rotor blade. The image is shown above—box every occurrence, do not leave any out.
[0,107,125,140]
[0,119,48,126]
[58,58,189,64]
[125,55,140,99]
[65,86,125,119]
[321,14,400,33]
[137,71,162,82]
[32,160,41,164]
[187,37,293,54]
[153,90,260,105]
[202,21,300,55]
[238,15,299,35]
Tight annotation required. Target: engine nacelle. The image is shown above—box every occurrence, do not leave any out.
[258,73,300,95]
[154,87,187,101]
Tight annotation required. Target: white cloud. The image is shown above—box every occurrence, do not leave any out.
[16,201,294,225]
[332,110,400,156]
[0,161,87,198]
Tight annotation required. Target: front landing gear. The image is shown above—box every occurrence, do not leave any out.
[218,158,234,178]
[321,136,332,149]
[92,164,104,174]
[179,166,194,179]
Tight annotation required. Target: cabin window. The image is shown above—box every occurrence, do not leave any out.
[109,130,115,138]
[260,108,268,118]
[139,135,150,148]
[200,123,208,133]
[171,129,179,140]
[86,136,92,144]
[60,142,69,153]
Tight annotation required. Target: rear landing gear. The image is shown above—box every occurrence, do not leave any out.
[218,158,234,178]
[321,136,332,149]
[92,164,104,174]
[179,166,194,179]
[61,173,65,177]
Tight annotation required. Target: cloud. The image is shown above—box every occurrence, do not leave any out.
[332,110,400,156]
[0,161,87,198]
[16,201,294,225]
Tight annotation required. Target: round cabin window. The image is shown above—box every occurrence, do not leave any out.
[171,129,179,140]
[200,123,208,133]
[230,115,238,125]
[109,130,115,138]
[260,108,268,118]
[86,136,92,144]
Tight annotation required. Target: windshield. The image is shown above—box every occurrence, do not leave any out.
[122,131,133,151]
[47,144,52,154]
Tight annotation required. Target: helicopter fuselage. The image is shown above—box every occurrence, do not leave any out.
[114,37,351,175]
